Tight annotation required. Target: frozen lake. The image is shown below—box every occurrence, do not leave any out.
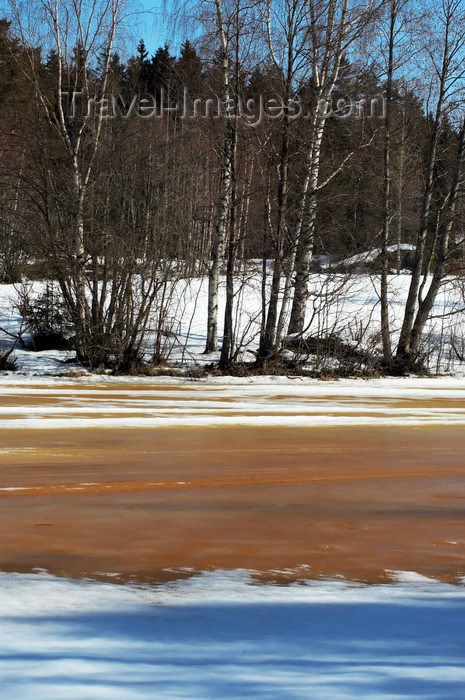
[1,378,465,697]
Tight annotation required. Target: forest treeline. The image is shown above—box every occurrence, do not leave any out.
[0,0,465,375]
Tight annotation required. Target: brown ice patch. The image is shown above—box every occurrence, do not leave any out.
[2,384,465,415]
[0,423,465,584]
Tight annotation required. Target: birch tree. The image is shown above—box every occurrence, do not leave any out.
[376,0,412,361]
[204,0,235,352]
[286,0,381,337]
[9,0,126,360]
[256,0,313,360]
[395,0,465,368]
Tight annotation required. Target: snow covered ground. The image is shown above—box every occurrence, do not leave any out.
[0,272,464,375]
[1,569,465,700]
[340,244,416,268]
[1,275,465,698]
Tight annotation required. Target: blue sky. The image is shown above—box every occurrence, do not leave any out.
[133,0,182,56]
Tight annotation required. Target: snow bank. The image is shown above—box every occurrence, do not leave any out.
[340,244,416,267]
[1,273,464,377]
[0,376,465,429]
[0,570,464,699]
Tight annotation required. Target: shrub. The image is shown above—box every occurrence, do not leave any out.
[17,283,74,351]
[0,344,18,371]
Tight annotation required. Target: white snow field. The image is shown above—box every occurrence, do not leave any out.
[1,570,465,700]
[0,272,464,376]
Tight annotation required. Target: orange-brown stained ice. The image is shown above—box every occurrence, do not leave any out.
[1,384,465,584]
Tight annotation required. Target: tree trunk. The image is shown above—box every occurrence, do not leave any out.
[288,118,325,336]
[219,124,238,367]
[74,176,87,360]
[396,12,450,361]
[380,0,396,363]
[205,0,232,353]
[205,127,233,353]
[257,105,291,361]
[408,117,465,356]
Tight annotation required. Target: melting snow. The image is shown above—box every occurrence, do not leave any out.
[0,570,464,699]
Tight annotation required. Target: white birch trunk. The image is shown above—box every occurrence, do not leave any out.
[205,0,233,353]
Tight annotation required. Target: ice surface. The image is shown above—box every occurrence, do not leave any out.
[0,375,464,428]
